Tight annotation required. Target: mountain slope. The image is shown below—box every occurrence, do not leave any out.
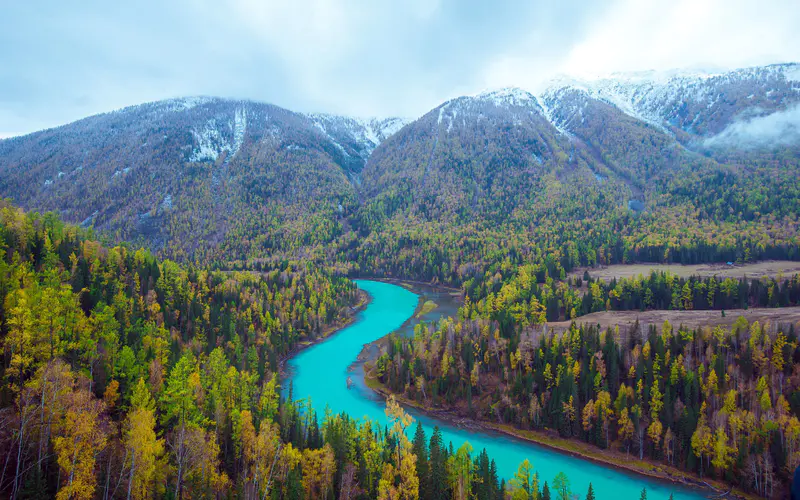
[0,97,405,260]
[0,63,798,269]
[360,88,593,222]
[543,63,800,148]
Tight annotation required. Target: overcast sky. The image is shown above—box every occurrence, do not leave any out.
[1,0,799,137]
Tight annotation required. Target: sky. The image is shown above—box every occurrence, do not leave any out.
[1,0,799,137]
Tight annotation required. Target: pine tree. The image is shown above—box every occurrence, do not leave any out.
[429,427,448,500]
[585,482,595,500]
[412,421,429,498]
[542,481,551,500]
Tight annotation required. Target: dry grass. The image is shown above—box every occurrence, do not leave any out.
[570,260,800,282]
[548,306,800,332]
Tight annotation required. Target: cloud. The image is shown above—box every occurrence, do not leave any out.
[561,0,800,77]
[704,104,800,149]
[0,0,799,136]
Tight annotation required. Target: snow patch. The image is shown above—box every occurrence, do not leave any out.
[189,106,247,162]
[786,65,800,82]
[306,113,409,159]
[475,87,538,108]
[437,104,448,126]
[81,211,98,228]
[535,93,572,137]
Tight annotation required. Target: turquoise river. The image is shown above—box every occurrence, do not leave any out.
[286,280,708,499]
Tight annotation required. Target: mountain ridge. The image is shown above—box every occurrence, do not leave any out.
[0,62,798,266]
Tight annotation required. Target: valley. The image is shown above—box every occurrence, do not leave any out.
[291,280,709,499]
[1,61,799,499]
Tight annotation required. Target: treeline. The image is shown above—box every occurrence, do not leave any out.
[579,272,800,314]
[215,153,800,298]
[462,268,800,328]
[0,199,359,403]
[6,352,547,500]
[0,203,362,498]
[377,314,800,497]
[335,191,799,295]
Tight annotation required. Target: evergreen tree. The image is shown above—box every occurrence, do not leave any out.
[413,421,429,498]
[429,426,448,500]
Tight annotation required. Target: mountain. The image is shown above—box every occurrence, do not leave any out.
[542,63,800,148]
[0,63,798,268]
[359,87,586,222]
[306,114,408,175]
[0,97,405,260]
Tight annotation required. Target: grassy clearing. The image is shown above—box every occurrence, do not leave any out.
[548,306,800,332]
[570,260,800,282]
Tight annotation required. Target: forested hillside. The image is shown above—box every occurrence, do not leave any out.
[377,273,800,497]
[0,64,798,278]
[0,98,403,262]
[0,202,556,500]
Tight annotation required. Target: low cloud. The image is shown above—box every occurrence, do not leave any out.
[704,104,800,149]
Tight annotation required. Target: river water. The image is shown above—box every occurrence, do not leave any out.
[286,280,707,499]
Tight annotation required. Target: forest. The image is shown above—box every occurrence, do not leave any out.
[2,116,800,498]
[377,293,800,497]
[0,201,613,500]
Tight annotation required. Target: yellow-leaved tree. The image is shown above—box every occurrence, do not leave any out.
[125,378,165,500]
[53,388,108,500]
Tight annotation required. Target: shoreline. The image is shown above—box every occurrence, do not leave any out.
[277,288,371,375]
[282,277,751,498]
[362,368,754,499]
[361,276,462,294]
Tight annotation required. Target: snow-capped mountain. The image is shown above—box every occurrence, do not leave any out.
[0,62,797,260]
[540,63,800,145]
[306,114,409,163]
[0,96,409,255]
[428,87,548,135]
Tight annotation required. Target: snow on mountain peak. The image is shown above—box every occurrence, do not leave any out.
[305,113,409,161]
[475,87,538,107]
[539,63,800,135]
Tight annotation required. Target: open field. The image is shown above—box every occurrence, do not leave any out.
[570,260,800,282]
[548,306,800,332]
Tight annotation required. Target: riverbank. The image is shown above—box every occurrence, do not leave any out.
[363,368,754,499]
[278,288,371,374]
[369,276,462,294]
[356,279,757,498]
[288,279,714,499]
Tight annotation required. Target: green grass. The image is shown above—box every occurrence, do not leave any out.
[416,300,438,317]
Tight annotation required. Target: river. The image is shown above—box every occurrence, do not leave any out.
[286,280,708,499]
